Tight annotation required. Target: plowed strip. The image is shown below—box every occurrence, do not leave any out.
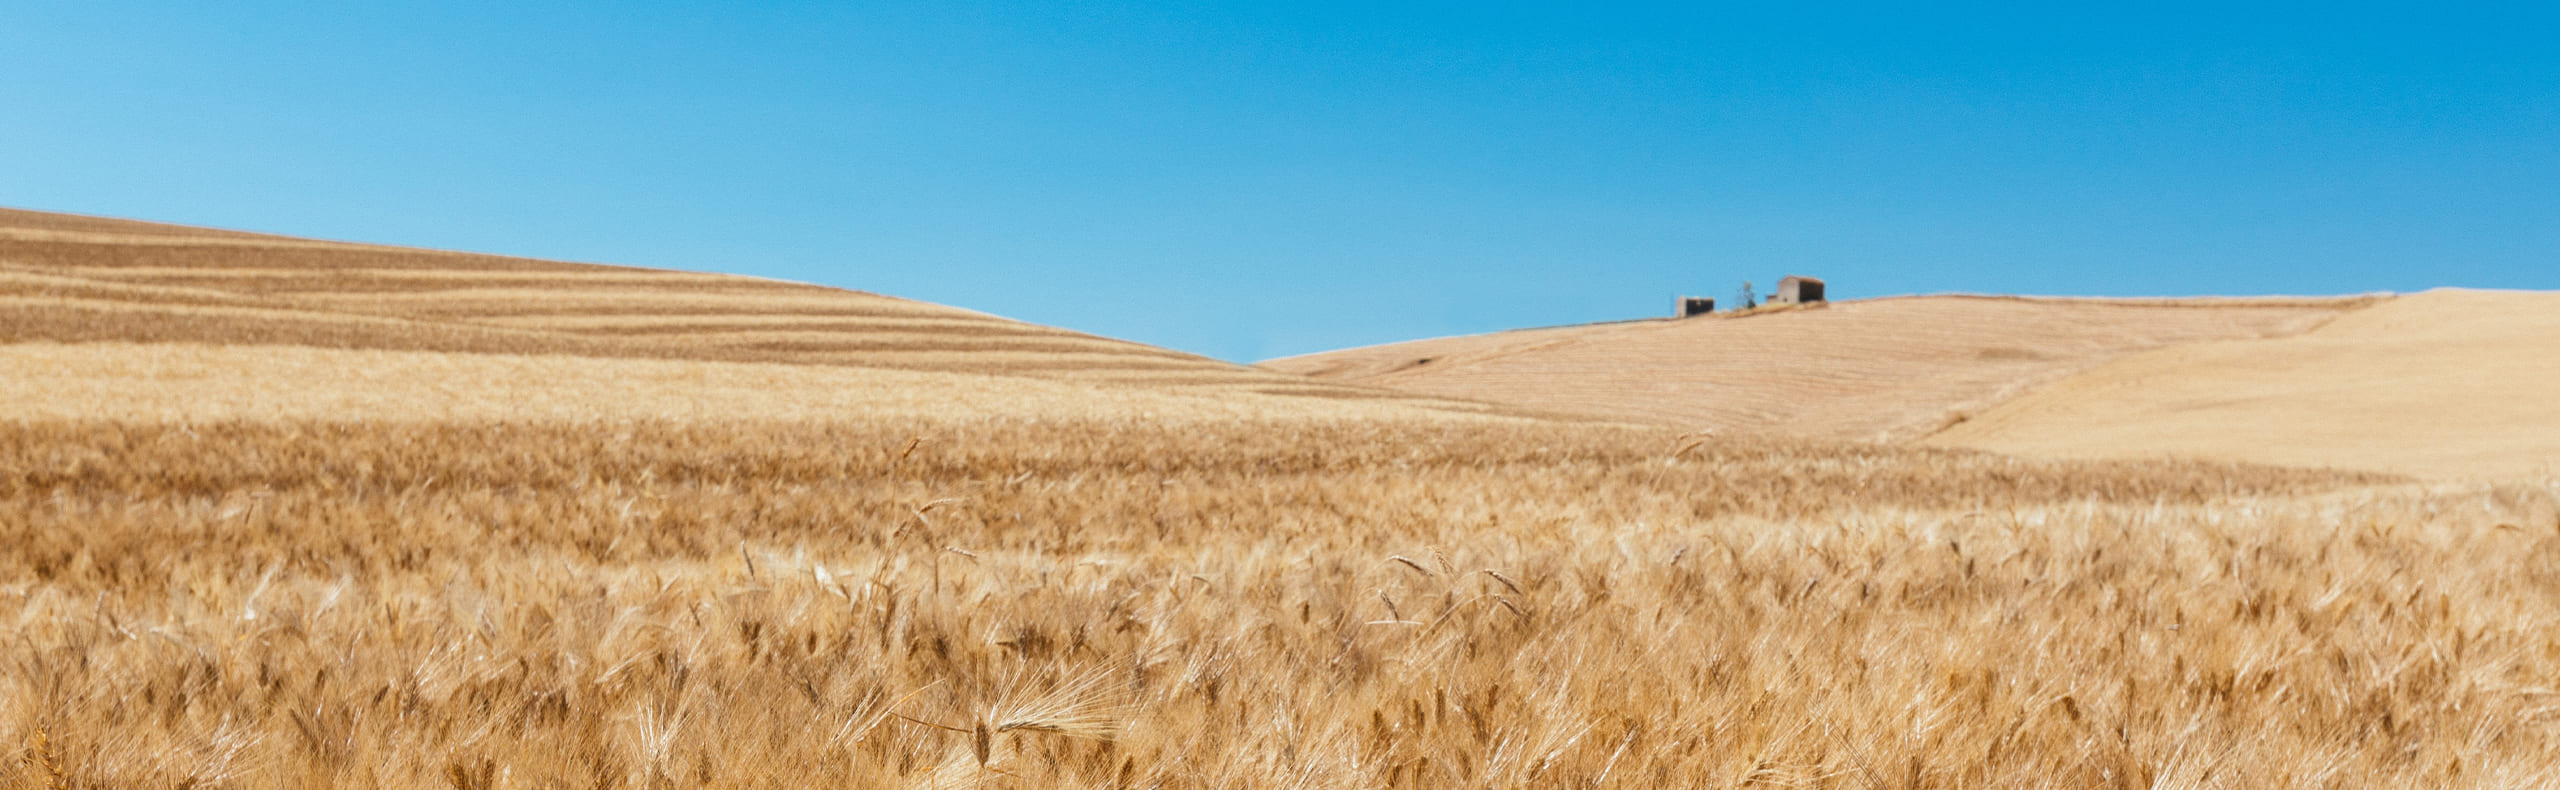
[299,290,988,318]
[469,313,1017,331]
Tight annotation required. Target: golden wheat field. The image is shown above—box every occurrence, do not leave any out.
[1927,289,2560,481]
[1260,295,2376,443]
[8,208,2560,789]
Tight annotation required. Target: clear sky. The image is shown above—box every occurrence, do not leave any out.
[4,2,2555,361]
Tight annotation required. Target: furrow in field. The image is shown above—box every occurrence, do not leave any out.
[49,268,781,295]
[0,238,597,272]
[0,205,1471,413]
[468,313,1021,332]
[679,331,1194,356]
[295,289,993,319]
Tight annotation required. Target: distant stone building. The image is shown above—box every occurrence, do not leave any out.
[1771,275,1826,305]
[1678,296,1716,317]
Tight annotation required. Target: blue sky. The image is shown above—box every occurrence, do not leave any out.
[4,2,2555,361]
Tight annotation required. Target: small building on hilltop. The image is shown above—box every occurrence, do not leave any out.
[1771,275,1826,305]
[1677,296,1716,317]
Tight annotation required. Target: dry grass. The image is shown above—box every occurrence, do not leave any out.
[0,343,1506,424]
[1262,294,2370,442]
[0,208,1370,392]
[1930,288,2560,481]
[8,417,2560,789]
[9,207,2560,788]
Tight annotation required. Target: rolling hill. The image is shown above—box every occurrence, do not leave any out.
[1926,288,2560,481]
[12,206,2557,786]
[27,203,2527,481]
[0,207,1503,423]
[1263,294,2375,442]
[1266,289,2560,481]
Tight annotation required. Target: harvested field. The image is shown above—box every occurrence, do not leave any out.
[1929,288,2560,481]
[465,314,1020,332]
[6,207,2558,788]
[0,343,1492,425]
[0,209,1415,404]
[1262,295,2374,442]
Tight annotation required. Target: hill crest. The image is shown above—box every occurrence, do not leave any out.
[0,207,1508,424]
[1262,293,2375,443]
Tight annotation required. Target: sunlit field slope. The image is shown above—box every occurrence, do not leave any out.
[0,207,1494,418]
[1261,295,2371,442]
[1929,288,2560,481]
[7,208,2560,788]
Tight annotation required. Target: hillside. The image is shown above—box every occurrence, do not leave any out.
[0,207,1500,423]
[1262,295,2374,442]
[1927,288,2560,481]
[12,207,2560,787]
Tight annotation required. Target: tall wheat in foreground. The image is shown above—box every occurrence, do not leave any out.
[4,418,2555,788]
